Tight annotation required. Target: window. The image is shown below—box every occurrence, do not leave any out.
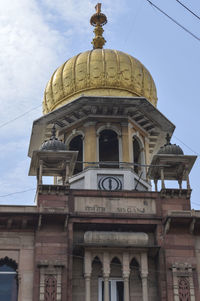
[0,257,18,301]
[69,135,83,174]
[99,130,119,168]
[98,279,124,301]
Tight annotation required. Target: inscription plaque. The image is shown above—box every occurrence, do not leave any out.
[74,197,156,214]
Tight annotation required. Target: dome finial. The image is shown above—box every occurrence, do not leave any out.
[165,133,171,145]
[90,3,107,49]
[51,124,56,140]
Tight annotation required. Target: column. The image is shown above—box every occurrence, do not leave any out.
[121,123,130,165]
[144,136,150,167]
[185,166,191,190]
[84,251,92,301]
[84,122,97,168]
[85,275,91,301]
[38,160,43,185]
[103,252,110,301]
[140,252,148,301]
[141,273,148,301]
[123,252,130,301]
[154,179,158,192]
[104,274,110,301]
[160,167,165,189]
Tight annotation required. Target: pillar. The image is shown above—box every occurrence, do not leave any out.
[84,251,92,301]
[140,252,148,301]
[121,123,130,164]
[185,166,191,190]
[141,273,148,301]
[103,252,110,301]
[154,178,158,191]
[85,275,91,301]
[160,167,165,189]
[123,252,130,301]
[144,137,150,166]
[84,122,97,168]
[38,160,43,185]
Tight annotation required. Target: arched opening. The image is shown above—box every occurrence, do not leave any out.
[109,257,123,301]
[0,257,18,301]
[99,130,119,168]
[91,256,103,301]
[69,135,83,175]
[129,258,142,300]
[110,257,122,277]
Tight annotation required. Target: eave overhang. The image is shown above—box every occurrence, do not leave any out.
[28,96,175,157]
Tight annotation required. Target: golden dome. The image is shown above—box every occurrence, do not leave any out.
[43,49,158,114]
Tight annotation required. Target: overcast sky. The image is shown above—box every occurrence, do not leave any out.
[0,0,199,207]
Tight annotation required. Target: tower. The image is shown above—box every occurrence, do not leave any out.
[0,4,199,301]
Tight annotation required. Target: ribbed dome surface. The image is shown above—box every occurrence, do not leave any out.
[43,49,158,114]
[157,144,184,155]
[40,136,67,151]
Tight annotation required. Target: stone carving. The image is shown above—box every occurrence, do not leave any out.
[44,275,57,301]
[171,263,195,301]
[178,278,191,301]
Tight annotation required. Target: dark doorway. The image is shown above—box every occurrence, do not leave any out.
[69,135,83,174]
[99,130,119,168]
[133,138,141,174]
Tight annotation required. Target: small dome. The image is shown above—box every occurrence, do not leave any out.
[40,125,67,151]
[43,49,158,114]
[157,134,184,155]
[157,144,184,155]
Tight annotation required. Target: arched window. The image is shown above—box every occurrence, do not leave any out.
[0,257,18,301]
[129,258,142,300]
[99,257,123,301]
[69,135,83,175]
[99,130,119,168]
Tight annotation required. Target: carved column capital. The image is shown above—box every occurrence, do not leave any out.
[103,273,110,279]
[84,273,91,279]
[141,272,148,279]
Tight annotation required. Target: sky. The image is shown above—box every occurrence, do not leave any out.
[0,0,199,207]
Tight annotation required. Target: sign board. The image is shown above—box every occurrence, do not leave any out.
[74,197,156,214]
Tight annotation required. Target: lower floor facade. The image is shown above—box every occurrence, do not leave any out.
[0,188,200,301]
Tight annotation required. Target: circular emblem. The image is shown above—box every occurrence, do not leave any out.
[98,176,122,191]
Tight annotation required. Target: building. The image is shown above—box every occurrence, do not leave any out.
[0,3,199,301]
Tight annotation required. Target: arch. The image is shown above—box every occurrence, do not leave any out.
[91,254,103,264]
[98,129,120,168]
[92,256,103,277]
[0,256,18,270]
[129,257,140,269]
[110,257,122,278]
[129,257,142,300]
[110,254,122,265]
[0,257,18,301]
[91,256,103,300]
[68,134,84,175]
[97,125,121,137]
[132,135,145,176]
[65,130,85,146]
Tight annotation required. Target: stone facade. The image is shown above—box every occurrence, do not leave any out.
[0,187,199,300]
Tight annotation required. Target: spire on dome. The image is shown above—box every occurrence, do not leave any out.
[90,3,107,49]
[165,133,171,145]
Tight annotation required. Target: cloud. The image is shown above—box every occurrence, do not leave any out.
[41,0,124,33]
[0,0,65,128]
[0,0,128,204]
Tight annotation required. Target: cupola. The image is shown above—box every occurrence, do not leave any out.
[42,4,157,114]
